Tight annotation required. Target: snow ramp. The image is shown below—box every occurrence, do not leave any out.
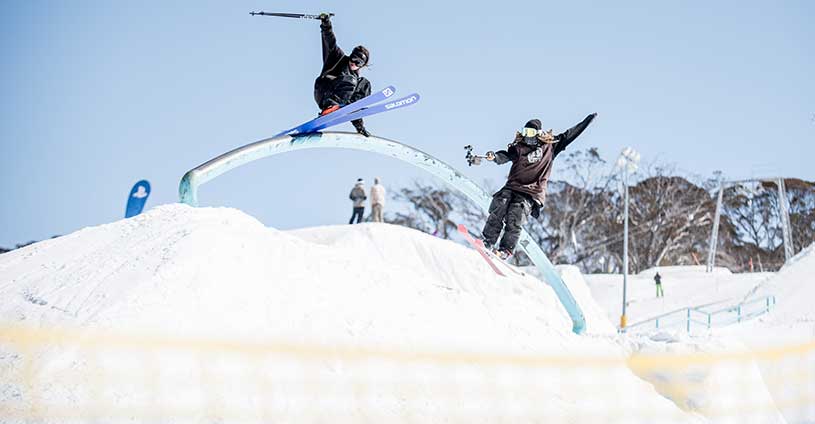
[178,131,587,334]
[0,205,699,422]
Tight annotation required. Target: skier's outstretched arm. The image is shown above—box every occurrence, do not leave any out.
[553,113,597,156]
[487,146,519,165]
[320,15,345,69]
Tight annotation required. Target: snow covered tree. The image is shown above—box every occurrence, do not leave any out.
[388,150,811,274]
[624,173,716,272]
[388,181,485,239]
[785,178,815,253]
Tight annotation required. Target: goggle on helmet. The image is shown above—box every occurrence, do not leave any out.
[520,127,545,138]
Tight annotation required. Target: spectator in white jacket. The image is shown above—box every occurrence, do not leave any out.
[370,177,386,223]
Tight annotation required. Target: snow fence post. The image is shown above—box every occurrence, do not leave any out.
[686,309,691,333]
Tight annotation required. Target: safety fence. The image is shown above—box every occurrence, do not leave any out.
[0,323,813,423]
[623,295,777,334]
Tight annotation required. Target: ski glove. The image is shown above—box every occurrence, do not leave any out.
[352,119,371,137]
[319,13,332,29]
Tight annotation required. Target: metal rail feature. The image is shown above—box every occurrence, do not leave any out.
[179,131,587,334]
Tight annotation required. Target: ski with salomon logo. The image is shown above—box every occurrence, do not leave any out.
[307,93,421,132]
[274,85,396,137]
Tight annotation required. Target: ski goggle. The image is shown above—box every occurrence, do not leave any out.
[520,127,543,137]
[350,54,367,67]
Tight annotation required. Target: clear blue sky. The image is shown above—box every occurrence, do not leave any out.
[1,1,813,246]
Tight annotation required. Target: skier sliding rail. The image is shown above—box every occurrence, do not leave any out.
[179,132,587,335]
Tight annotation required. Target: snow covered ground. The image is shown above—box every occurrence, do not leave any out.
[0,204,696,423]
[730,243,815,344]
[0,204,811,422]
[583,266,773,330]
[584,244,815,424]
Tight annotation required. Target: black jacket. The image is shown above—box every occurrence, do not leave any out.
[494,113,596,210]
[313,20,371,110]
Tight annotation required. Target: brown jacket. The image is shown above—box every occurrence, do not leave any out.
[494,114,597,206]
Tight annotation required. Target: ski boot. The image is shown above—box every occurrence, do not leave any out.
[493,248,513,261]
[320,104,341,116]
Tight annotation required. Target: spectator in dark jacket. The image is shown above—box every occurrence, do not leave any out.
[482,114,597,259]
[314,14,372,137]
[349,178,367,224]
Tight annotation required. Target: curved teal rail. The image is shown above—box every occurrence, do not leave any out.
[179,131,587,334]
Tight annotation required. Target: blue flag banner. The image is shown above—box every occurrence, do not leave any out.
[125,180,151,218]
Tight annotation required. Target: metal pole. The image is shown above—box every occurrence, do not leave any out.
[249,11,334,20]
[776,178,794,262]
[706,174,724,272]
[621,166,629,329]
[686,309,691,332]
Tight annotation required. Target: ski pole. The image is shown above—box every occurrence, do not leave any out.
[249,11,334,20]
[464,145,489,166]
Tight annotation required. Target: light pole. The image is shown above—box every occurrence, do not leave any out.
[616,147,640,329]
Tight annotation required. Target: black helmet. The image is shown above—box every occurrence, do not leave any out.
[524,119,542,131]
[350,45,369,67]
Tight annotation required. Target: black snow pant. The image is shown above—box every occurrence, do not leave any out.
[349,207,365,224]
[481,188,534,253]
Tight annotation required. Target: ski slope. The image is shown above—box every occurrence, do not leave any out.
[0,204,696,422]
[584,266,773,328]
[725,243,815,344]
[584,245,815,424]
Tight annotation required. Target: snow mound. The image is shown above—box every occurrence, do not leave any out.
[555,265,616,335]
[1,204,578,350]
[740,242,815,337]
[0,204,694,421]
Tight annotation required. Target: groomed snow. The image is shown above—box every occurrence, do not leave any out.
[0,204,699,422]
[584,266,773,328]
[584,243,815,424]
[734,242,815,343]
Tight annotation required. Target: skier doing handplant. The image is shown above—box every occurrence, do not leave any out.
[480,114,597,259]
[314,13,372,137]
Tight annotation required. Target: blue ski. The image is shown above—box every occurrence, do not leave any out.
[307,93,421,133]
[274,85,396,137]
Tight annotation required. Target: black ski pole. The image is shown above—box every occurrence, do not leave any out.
[249,11,334,20]
[464,145,488,166]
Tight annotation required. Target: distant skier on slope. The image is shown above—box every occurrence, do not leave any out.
[655,272,664,298]
[314,13,372,137]
[481,114,597,259]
